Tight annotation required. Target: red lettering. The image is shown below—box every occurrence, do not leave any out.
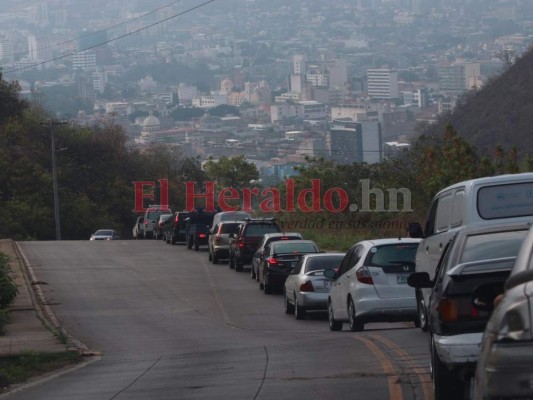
[285,179,295,212]
[185,181,216,211]
[242,188,259,212]
[159,179,169,209]
[218,188,240,211]
[260,188,282,212]
[324,187,349,213]
[133,181,155,213]
[297,179,322,213]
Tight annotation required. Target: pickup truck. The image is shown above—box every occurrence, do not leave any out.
[185,210,217,251]
[228,218,281,272]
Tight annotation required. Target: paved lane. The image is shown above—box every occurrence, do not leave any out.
[10,240,431,400]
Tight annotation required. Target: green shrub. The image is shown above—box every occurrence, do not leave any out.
[0,253,18,309]
[0,309,10,335]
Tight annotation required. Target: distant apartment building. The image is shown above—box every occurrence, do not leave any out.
[367,68,399,99]
[330,102,379,122]
[92,70,107,94]
[438,62,481,95]
[73,50,97,71]
[28,35,52,62]
[401,88,429,108]
[0,40,14,64]
[191,92,228,108]
[270,100,327,123]
[293,54,306,74]
[328,120,382,164]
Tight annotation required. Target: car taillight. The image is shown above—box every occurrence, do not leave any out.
[356,267,373,285]
[238,239,244,248]
[199,233,207,238]
[299,280,314,292]
[267,257,278,265]
[438,298,479,322]
[144,220,148,225]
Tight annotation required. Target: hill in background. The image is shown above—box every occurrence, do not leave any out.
[423,46,533,159]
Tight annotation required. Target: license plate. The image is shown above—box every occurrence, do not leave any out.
[323,281,331,290]
[397,274,409,284]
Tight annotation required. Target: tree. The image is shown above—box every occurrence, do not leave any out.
[203,155,259,191]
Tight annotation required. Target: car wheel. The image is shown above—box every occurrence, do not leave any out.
[194,240,199,251]
[208,250,212,261]
[284,292,294,314]
[417,292,429,332]
[171,236,176,245]
[250,264,256,280]
[229,254,235,269]
[431,337,465,400]
[328,301,342,331]
[263,276,272,294]
[348,298,364,332]
[235,262,243,272]
[294,299,307,320]
[212,253,219,264]
[186,236,192,249]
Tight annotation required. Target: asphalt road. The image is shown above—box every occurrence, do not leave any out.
[12,240,432,400]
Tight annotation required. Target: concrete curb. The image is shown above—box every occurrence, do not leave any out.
[12,241,98,357]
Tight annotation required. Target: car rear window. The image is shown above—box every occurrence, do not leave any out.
[245,224,280,236]
[478,182,533,219]
[272,242,318,254]
[220,223,240,234]
[460,230,528,263]
[147,211,169,219]
[366,243,419,268]
[305,255,344,273]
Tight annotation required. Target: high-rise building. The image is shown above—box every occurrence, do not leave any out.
[0,40,15,64]
[28,35,52,62]
[293,55,306,74]
[438,62,480,95]
[328,120,382,164]
[72,51,97,71]
[367,69,399,99]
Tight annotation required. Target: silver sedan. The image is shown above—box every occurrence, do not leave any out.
[284,252,345,320]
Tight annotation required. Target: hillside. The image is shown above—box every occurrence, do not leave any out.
[424,46,533,158]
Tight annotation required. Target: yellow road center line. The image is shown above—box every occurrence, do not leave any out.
[369,334,433,400]
[354,336,403,400]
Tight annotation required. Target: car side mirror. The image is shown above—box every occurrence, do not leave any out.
[407,222,424,238]
[472,282,504,312]
[407,272,433,288]
[323,268,337,279]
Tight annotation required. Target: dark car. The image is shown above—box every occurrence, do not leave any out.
[185,209,217,251]
[250,232,303,280]
[472,224,533,400]
[408,222,530,400]
[164,211,190,244]
[258,239,320,294]
[228,218,281,272]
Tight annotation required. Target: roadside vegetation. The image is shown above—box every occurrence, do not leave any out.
[0,351,81,391]
[0,253,18,335]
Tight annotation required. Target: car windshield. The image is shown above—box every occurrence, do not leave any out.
[95,230,113,236]
[147,211,169,219]
[188,213,215,224]
[367,243,419,267]
[246,224,279,236]
[272,242,318,254]
[304,255,344,273]
[460,230,528,263]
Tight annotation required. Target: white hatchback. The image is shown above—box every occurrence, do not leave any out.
[325,238,421,332]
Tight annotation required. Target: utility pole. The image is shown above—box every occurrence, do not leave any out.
[42,120,67,240]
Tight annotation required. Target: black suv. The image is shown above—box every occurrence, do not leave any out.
[228,218,281,272]
[185,209,217,251]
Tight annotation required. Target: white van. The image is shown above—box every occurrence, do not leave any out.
[410,173,533,330]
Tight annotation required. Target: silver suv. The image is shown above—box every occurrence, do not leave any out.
[208,221,242,264]
[143,206,172,239]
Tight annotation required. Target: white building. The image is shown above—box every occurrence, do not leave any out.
[28,35,52,62]
[0,40,14,64]
[73,50,97,71]
[330,102,379,122]
[177,84,198,103]
[191,92,228,108]
[367,68,399,99]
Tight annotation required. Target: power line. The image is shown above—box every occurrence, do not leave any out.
[16,0,187,60]
[3,0,216,74]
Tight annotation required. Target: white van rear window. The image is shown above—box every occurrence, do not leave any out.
[478,182,533,219]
